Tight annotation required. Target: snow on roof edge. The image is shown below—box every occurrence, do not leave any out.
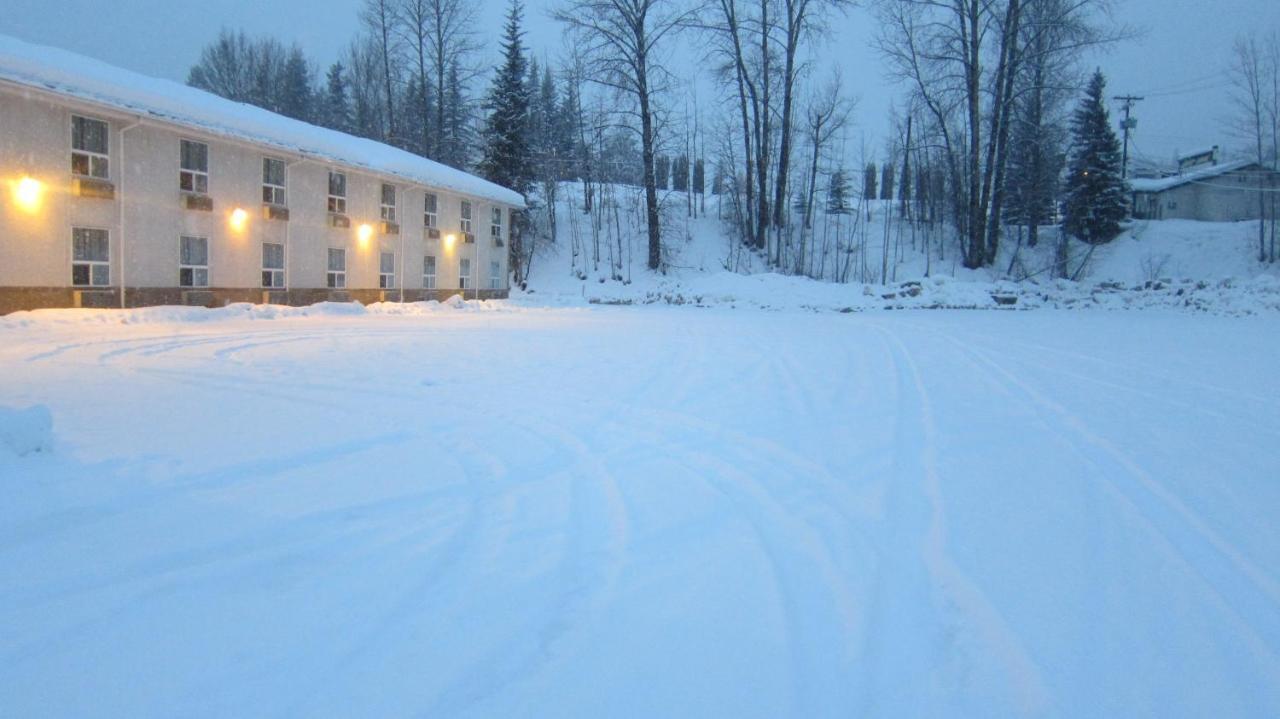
[1129,160,1255,194]
[0,34,525,208]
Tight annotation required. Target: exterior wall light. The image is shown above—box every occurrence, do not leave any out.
[229,207,249,232]
[358,223,374,246]
[13,176,43,213]
[445,233,457,249]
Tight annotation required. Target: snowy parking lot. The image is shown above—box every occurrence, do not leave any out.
[2,304,1279,717]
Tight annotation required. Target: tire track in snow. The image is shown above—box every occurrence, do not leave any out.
[925,327,1280,666]
[862,323,1050,715]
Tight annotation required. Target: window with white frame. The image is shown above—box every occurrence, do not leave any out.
[381,183,397,223]
[71,227,110,286]
[460,200,473,235]
[459,257,471,289]
[490,207,503,244]
[424,193,438,228]
[423,255,437,289]
[71,115,109,179]
[327,248,347,288]
[328,171,347,213]
[379,252,395,288]
[179,140,209,194]
[179,236,209,287]
[262,157,286,206]
[262,242,285,288]
[489,260,501,290]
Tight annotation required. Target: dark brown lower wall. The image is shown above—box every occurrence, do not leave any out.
[0,287,510,315]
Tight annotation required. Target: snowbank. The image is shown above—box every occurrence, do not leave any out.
[0,405,52,457]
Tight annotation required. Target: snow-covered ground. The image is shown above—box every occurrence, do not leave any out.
[3,303,1279,717]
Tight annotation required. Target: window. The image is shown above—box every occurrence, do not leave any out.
[180,140,208,193]
[381,183,397,223]
[71,115,109,179]
[489,260,501,290]
[379,251,395,289]
[423,255,437,289]
[262,157,286,206]
[328,172,347,213]
[262,242,285,288]
[460,200,473,234]
[491,207,503,244]
[459,257,471,289]
[424,193,438,228]
[179,236,209,287]
[71,227,110,286]
[327,248,346,288]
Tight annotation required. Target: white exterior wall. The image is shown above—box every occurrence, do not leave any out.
[0,81,513,299]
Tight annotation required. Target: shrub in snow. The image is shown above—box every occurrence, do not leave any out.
[0,405,53,457]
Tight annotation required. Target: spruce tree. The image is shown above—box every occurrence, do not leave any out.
[1063,69,1128,244]
[443,62,471,169]
[280,46,313,122]
[828,170,851,214]
[321,63,352,134]
[863,163,877,202]
[479,0,533,195]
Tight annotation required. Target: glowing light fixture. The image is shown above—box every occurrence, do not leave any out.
[357,223,374,246]
[444,233,457,249]
[13,176,43,213]
[229,207,249,232]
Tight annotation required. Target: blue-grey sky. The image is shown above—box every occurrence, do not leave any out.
[3,0,1277,164]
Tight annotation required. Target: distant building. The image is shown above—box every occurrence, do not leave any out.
[1130,158,1279,222]
[0,35,524,314]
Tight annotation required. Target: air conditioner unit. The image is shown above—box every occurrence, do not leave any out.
[464,232,476,244]
[72,178,115,200]
[381,221,400,235]
[329,213,351,228]
[427,228,441,240]
[182,193,214,211]
[262,204,290,222]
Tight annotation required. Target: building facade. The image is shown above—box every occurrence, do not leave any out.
[0,37,523,315]
[1130,160,1279,222]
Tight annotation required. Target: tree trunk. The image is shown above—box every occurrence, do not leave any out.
[637,52,662,270]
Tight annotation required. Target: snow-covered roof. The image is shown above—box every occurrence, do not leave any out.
[1129,160,1255,194]
[0,34,525,208]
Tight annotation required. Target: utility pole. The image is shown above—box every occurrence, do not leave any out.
[1113,95,1143,179]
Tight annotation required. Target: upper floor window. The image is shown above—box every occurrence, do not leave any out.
[71,227,110,286]
[381,184,397,223]
[490,207,503,242]
[71,115,109,179]
[180,140,209,194]
[424,193,438,228]
[328,172,347,214]
[262,158,286,206]
[460,200,473,234]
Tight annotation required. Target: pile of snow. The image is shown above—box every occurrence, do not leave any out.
[0,297,515,329]
[0,405,52,457]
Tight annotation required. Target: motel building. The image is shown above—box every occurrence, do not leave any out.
[0,34,525,315]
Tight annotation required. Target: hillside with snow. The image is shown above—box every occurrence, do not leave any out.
[517,184,1280,313]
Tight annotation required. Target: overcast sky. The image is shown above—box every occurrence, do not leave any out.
[3,0,1278,164]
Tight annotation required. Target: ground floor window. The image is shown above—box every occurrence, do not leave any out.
[262,242,285,288]
[379,252,395,289]
[489,260,501,290]
[327,248,346,289]
[72,227,110,287]
[179,236,209,287]
[459,258,471,289]
[423,255,437,289]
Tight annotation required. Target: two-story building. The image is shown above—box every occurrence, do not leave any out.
[0,34,525,314]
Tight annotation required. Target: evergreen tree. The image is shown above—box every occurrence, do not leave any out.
[1063,69,1129,244]
[828,170,851,214]
[320,63,352,133]
[442,62,472,169]
[880,162,894,202]
[693,159,705,197]
[479,0,533,194]
[656,155,670,190]
[280,46,313,122]
[863,163,877,202]
[673,154,689,192]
